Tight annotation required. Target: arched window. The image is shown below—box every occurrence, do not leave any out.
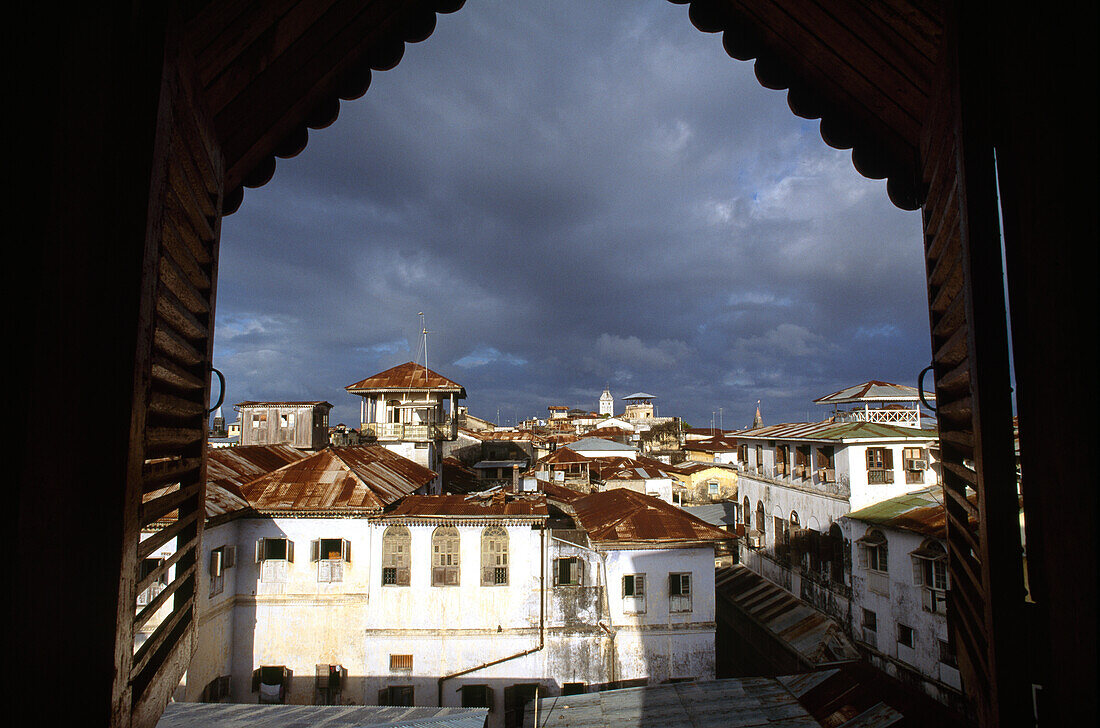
[481,526,508,586]
[755,501,766,534]
[789,511,799,528]
[432,526,460,586]
[911,539,948,613]
[743,497,751,526]
[381,526,410,586]
[856,528,889,595]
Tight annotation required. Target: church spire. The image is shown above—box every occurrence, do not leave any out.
[752,400,763,429]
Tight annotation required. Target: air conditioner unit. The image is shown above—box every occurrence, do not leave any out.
[746,533,763,549]
[911,459,928,470]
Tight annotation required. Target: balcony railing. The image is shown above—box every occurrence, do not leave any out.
[867,468,895,484]
[834,408,921,427]
[361,420,457,442]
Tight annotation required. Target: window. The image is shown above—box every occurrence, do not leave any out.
[201,675,231,703]
[861,608,878,648]
[866,447,895,483]
[389,654,413,672]
[939,638,958,668]
[315,664,345,705]
[754,444,763,472]
[554,556,582,586]
[461,684,494,709]
[431,526,460,586]
[481,526,509,586]
[252,665,289,704]
[773,516,791,565]
[897,623,915,649]
[911,540,949,612]
[669,572,692,612]
[774,445,788,475]
[256,537,293,583]
[137,556,168,607]
[817,446,835,482]
[622,573,646,614]
[742,496,751,526]
[738,444,748,464]
[793,446,810,478]
[311,538,351,582]
[252,414,260,428]
[856,529,889,594]
[209,545,236,597]
[378,685,414,706]
[755,501,766,535]
[707,479,719,496]
[382,526,411,586]
[280,412,295,428]
[903,447,927,483]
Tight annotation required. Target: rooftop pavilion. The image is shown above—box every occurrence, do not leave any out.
[813,381,935,429]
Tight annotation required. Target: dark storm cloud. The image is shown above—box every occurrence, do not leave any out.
[213,1,930,430]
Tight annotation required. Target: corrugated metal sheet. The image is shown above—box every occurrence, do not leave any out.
[845,486,979,538]
[441,457,480,494]
[813,380,932,404]
[236,400,333,408]
[156,703,488,728]
[569,489,734,545]
[239,446,436,513]
[384,493,548,519]
[345,361,466,395]
[526,677,818,727]
[683,503,740,527]
[716,565,860,666]
[730,420,938,442]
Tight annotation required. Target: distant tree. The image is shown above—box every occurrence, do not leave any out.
[640,419,682,448]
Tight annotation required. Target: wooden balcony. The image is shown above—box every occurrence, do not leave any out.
[361,419,457,442]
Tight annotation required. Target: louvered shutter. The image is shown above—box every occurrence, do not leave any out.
[310,540,320,563]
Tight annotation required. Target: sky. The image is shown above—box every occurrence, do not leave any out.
[212,0,931,431]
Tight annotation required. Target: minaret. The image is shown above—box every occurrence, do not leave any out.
[752,400,763,429]
[599,386,614,417]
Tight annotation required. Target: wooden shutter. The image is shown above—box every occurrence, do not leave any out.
[123,27,225,727]
[310,540,320,562]
[287,540,295,563]
[883,449,894,469]
[342,539,351,564]
[918,6,1028,725]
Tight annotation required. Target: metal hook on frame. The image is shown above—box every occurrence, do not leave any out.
[208,367,226,415]
[918,364,937,412]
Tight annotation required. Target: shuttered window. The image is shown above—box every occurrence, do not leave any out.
[431,526,460,586]
[481,527,508,586]
[382,526,411,586]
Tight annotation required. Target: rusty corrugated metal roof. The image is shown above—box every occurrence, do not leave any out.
[716,564,860,666]
[569,489,733,545]
[441,457,481,494]
[813,380,932,404]
[384,493,548,519]
[538,448,591,465]
[729,420,938,442]
[236,400,333,408]
[684,435,740,452]
[239,445,435,513]
[345,361,466,395]
[845,487,978,538]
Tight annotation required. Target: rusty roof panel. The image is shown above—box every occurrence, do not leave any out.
[569,489,734,545]
[845,486,979,538]
[236,400,333,408]
[345,361,466,395]
[385,493,548,519]
[238,446,435,513]
[813,380,931,404]
[717,565,859,667]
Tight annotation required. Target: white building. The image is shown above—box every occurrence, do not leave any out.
[730,382,940,623]
[598,387,614,417]
[176,445,732,727]
[346,362,467,491]
[843,487,967,712]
